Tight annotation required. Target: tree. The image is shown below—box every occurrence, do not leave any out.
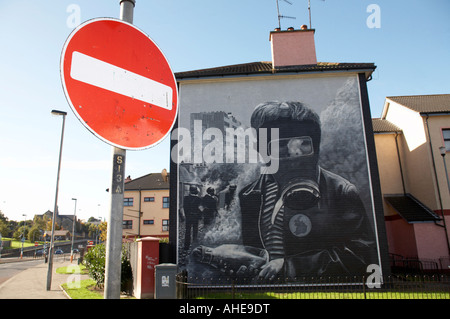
[0,219,8,237]
[83,243,133,292]
[47,220,60,231]
[0,210,8,223]
[33,215,46,230]
[28,226,42,242]
[99,221,107,242]
[13,225,29,241]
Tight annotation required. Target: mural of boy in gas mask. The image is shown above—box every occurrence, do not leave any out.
[239,101,377,279]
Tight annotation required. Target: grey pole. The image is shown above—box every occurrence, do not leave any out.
[120,0,135,23]
[103,0,135,300]
[104,147,126,299]
[46,110,67,291]
[70,198,77,262]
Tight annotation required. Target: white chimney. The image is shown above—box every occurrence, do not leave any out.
[270,26,317,68]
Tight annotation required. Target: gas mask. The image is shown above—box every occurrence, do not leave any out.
[268,136,321,222]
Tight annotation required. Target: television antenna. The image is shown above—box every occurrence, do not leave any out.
[308,0,325,29]
[276,0,296,29]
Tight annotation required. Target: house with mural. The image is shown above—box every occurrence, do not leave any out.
[169,26,392,282]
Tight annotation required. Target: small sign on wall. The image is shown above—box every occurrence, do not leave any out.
[162,275,170,287]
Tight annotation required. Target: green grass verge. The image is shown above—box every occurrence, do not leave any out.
[56,264,88,274]
[61,279,104,299]
[196,291,450,299]
[2,238,69,250]
[57,265,135,299]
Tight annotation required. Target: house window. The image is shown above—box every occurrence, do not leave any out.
[122,220,132,229]
[162,219,169,231]
[124,198,134,206]
[143,220,154,225]
[162,197,170,208]
[144,197,155,202]
[443,129,450,151]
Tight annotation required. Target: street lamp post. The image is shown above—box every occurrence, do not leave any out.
[20,214,26,259]
[70,198,77,263]
[439,147,450,193]
[46,109,67,291]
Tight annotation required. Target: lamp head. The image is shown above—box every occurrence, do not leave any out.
[51,110,67,116]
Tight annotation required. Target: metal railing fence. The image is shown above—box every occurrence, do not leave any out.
[176,274,450,299]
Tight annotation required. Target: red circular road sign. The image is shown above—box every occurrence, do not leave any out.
[61,18,178,150]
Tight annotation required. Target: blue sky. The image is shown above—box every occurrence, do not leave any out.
[0,0,449,222]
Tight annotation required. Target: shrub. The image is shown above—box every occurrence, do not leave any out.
[83,244,106,287]
[83,243,133,293]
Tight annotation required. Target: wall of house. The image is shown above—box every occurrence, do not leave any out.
[414,222,449,260]
[384,214,417,257]
[381,103,450,261]
[426,115,450,209]
[374,133,405,215]
[385,102,439,210]
[123,189,169,239]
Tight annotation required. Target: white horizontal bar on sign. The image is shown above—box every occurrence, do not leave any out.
[70,51,172,110]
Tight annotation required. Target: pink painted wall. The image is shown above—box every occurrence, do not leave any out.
[414,217,449,260]
[385,217,418,257]
[270,30,317,67]
[386,214,450,261]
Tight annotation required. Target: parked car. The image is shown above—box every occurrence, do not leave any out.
[54,249,64,255]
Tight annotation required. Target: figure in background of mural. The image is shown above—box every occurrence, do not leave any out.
[193,101,377,280]
[181,185,202,250]
[218,184,237,210]
[202,187,218,228]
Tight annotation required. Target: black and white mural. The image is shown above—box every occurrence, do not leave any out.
[172,75,382,283]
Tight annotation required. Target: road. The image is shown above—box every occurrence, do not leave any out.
[0,259,44,285]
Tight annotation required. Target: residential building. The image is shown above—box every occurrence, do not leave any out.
[122,170,170,240]
[35,210,76,235]
[373,94,450,267]
[170,26,392,280]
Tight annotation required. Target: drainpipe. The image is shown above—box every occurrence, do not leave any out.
[138,187,142,238]
[395,132,406,194]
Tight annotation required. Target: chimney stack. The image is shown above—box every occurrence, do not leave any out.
[270,26,317,68]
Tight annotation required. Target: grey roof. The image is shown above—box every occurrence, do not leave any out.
[387,94,450,114]
[372,118,402,133]
[384,194,441,223]
[175,61,376,80]
[124,172,170,191]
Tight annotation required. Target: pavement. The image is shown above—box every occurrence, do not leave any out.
[0,256,89,299]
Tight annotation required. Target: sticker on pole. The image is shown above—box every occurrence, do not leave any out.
[60,18,178,150]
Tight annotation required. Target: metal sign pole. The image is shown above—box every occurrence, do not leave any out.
[103,0,135,299]
[104,147,126,299]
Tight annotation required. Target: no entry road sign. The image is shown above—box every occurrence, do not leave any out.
[61,18,178,150]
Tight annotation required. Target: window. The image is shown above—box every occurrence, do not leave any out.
[122,220,132,229]
[443,129,450,152]
[162,197,170,208]
[144,197,155,202]
[143,220,154,225]
[124,198,134,206]
[162,219,169,231]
